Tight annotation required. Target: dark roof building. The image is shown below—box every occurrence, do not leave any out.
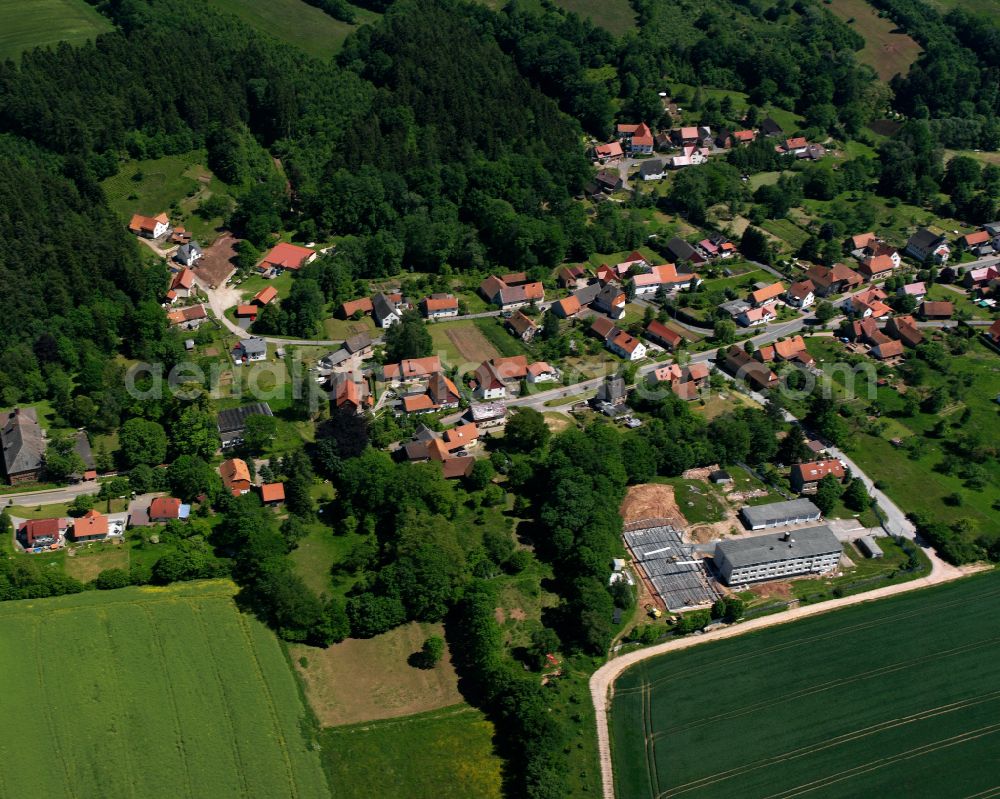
[664,237,702,264]
[217,402,274,449]
[739,498,822,530]
[1,408,45,485]
[714,525,841,584]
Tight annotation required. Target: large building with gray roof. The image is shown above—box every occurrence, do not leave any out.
[1,408,45,485]
[714,526,842,585]
[740,498,821,530]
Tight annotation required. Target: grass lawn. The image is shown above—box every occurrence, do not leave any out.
[551,0,637,35]
[63,540,130,582]
[0,581,330,799]
[290,621,464,727]
[322,314,377,342]
[611,570,1000,799]
[8,498,128,520]
[0,0,112,62]
[691,389,763,419]
[760,217,811,250]
[925,283,995,320]
[320,706,502,799]
[826,0,921,81]
[288,522,361,598]
[653,477,728,524]
[237,270,295,304]
[101,150,233,245]
[543,389,596,406]
[204,0,379,59]
[473,317,531,359]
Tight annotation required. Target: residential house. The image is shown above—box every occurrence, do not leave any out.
[885,315,923,347]
[1,407,45,485]
[593,282,627,319]
[167,268,196,302]
[590,316,618,342]
[594,141,623,163]
[782,137,809,155]
[631,263,700,297]
[870,339,905,360]
[697,239,720,259]
[785,280,815,309]
[235,304,258,321]
[593,375,628,407]
[260,242,316,272]
[850,287,891,319]
[232,337,267,365]
[733,130,756,145]
[18,518,61,549]
[771,335,813,365]
[673,126,700,146]
[737,303,778,327]
[905,229,950,264]
[664,237,707,265]
[506,310,538,342]
[608,331,647,361]
[799,144,827,161]
[638,160,666,181]
[174,241,203,267]
[128,212,169,239]
[403,372,461,413]
[595,264,617,284]
[339,297,374,318]
[372,293,403,328]
[988,319,1000,345]
[383,356,443,385]
[466,402,507,429]
[474,361,508,400]
[669,146,708,168]
[851,317,889,347]
[617,122,654,154]
[166,304,207,329]
[645,320,682,351]
[847,233,878,252]
[420,294,459,319]
[330,373,371,414]
[260,483,285,506]
[170,226,191,245]
[217,402,273,449]
[551,295,582,319]
[856,241,900,280]
[719,298,751,318]
[253,286,278,307]
[527,362,559,383]
[959,230,992,252]
[721,346,779,390]
[344,333,374,358]
[557,265,589,289]
[963,265,999,291]
[898,282,926,302]
[759,118,783,137]
[749,282,785,307]
[72,509,108,542]
[149,497,188,522]
[920,300,954,320]
[220,458,252,496]
[478,275,544,310]
[590,169,623,194]
[806,263,863,296]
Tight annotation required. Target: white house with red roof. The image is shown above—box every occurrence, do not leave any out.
[617,122,654,155]
[128,212,169,239]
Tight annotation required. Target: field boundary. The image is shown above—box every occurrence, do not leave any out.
[590,551,988,799]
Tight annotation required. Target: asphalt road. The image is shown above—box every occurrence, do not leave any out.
[0,481,102,508]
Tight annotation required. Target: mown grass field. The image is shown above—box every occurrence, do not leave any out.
[321,706,502,799]
[205,0,378,59]
[826,0,921,80]
[0,0,112,62]
[0,581,330,799]
[611,570,1000,799]
[552,0,637,35]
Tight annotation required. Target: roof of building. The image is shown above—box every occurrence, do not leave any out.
[888,315,923,347]
[908,228,944,250]
[739,498,822,528]
[751,282,786,304]
[554,295,581,316]
[74,509,108,537]
[220,458,252,489]
[665,237,698,262]
[149,496,182,519]
[238,337,267,357]
[441,456,475,479]
[507,310,537,336]
[733,130,756,142]
[403,393,436,413]
[262,242,315,270]
[1,408,45,477]
[253,286,278,305]
[171,268,195,290]
[901,282,926,296]
[383,356,442,381]
[921,300,954,317]
[22,518,61,545]
[590,316,618,340]
[260,482,285,503]
[217,402,273,434]
[872,339,905,359]
[788,280,814,300]
[372,293,398,323]
[443,423,479,450]
[639,159,665,176]
[595,141,624,159]
[128,212,168,234]
[574,282,603,305]
[421,294,459,313]
[611,331,644,355]
[791,459,845,484]
[492,355,529,380]
[686,361,709,381]
[341,297,374,317]
[343,333,373,354]
[527,361,556,377]
[716,525,841,567]
[774,335,808,360]
[166,305,208,325]
[962,230,990,247]
[646,320,682,347]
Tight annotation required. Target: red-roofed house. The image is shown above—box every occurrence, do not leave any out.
[594,141,623,163]
[253,286,278,306]
[785,280,815,309]
[618,122,654,154]
[129,212,169,239]
[557,265,589,289]
[527,362,559,383]
[260,242,316,272]
[632,263,700,297]
[645,320,682,351]
[737,303,778,327]
[72,510,108,542]
[886,315,923,347]
[870,339,905,360]
[848,232,877,251]
[988,319,1000,345]
[960,230,991,250]
[963,265,1000,291]
[552,295,582,319]
[506,311,538,342]
[807,263,863,296]
[782,137,809,155]
[382,356,442,384]
[749,282,786,306]
[149,497,182,522]
[18,518,61,548]
[790,459,845,493]
[733,130,756,144]
[235,304,258,320]
[420,294,459,319]
[339,297,374,318]
[609,331,647,361]
[260,483,286,505]
[920,300,954,320]
[220,458,252,496]
[169,268,196,302]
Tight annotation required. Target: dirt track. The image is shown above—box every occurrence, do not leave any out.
[589,549,983,799]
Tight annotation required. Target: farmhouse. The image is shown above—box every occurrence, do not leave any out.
[959,230,992,252]
[806,263,863,296]
[645,320,682,351]
[733,129,756,144]
[790,458,846,494]
[638,160,666,181]
[344,333,374,357]
[260,242,316,272]
[420,294,459,319]
[330,373,371,414]
[556,265,589,289]
[594,141,623,163]
[551,295,582,319]
[870,339,905,361]
[506,310,538,342]
[18,518,62,549]
[714,526,841,585]
[220,458,252,496]
[72,509,108,542]
[617,122,654,155]
[128,211,169,239]
[740,498,822,530]
[174,241,203,268]
[235,304,258,320]
[850,287,891,319]
[898,282,926,301]
[217,401,274,449]
[1,407,45,485]
[759,118,783,137]
[372,292,403,328]
[885,314,924,347]
[382,356,442,385]
[721,346,778,390]
[465,402,507,429]
[166,304,207,329]
[669,146,708,169]
[401,372,461,414]
[664,237,706,265]
[339,297,374,318]
[631,263,700,296]
[590,316,618,342]
[963,265,999,291]
[905,229,950,264]
[920,300,954,320]
[478,275,544,310]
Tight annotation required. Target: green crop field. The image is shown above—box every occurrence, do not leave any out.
[0,581,330,799]
[321,705,503,799]
[610,571,1000,799]
[0,0,112,62]
[205,0,379,59]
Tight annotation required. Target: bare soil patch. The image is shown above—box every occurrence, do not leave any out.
[750,580,793,601]
[445,325,498,363]
[196,232,239,287]
[290,621,463,727]
[620,483,685,526]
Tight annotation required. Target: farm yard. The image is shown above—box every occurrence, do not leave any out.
[826,0,921,81]
[0,0,112,62]
[0,581,330,799]
[610,571,1000,799]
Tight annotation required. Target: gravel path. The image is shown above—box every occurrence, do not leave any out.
[588,549,983,799]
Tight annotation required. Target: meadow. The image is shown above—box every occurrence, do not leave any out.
[825,0,921,81]
[204,0,379,59]
[0,0,112,62]
[0,581,330,799]
[610,570,1000,799]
